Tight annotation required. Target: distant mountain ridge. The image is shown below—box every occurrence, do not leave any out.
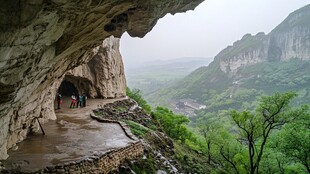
[142,57,212,66]
[217,4,310,76]
[146,4,310,108]
[126,57,212,71]
[126,57,213,95]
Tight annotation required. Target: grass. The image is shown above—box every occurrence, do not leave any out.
[174,141,211,173]
[124,120,151,136]
[129,154,156,174]
[115,106,127,113]
[94,111,103,117]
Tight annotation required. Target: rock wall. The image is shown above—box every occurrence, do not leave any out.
[66,36,126,99]
[218,33,268,75]
[269,5,310,61]
[45,142,143,174]
[2,141,143,174]
[0,0,204,159]
[216,5,310,75]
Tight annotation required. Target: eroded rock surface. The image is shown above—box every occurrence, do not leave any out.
[0,0,204,159]
[217,5,310,75]
[66,36,126,99]
[2,98,142,174]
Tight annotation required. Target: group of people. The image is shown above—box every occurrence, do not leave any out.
[70,93,87,108]
[56,92,87,109]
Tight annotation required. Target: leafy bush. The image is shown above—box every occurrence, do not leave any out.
[124,120,150,137]
[129,154,156,174]
[126,87,151,113]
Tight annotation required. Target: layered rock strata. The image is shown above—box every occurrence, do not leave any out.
[217,5,310,75]
[0,0,204,159]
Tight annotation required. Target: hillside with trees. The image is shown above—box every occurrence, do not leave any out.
[128,5,310,173]
[146,4,310,115]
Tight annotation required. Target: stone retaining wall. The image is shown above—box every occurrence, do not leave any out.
[1,113,144,174]
[43,141,143,174]
[2,141,143,174]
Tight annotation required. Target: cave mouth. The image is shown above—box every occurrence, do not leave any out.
[58,80,79,97]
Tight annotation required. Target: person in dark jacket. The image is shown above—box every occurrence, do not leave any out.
[82,93,87,107]
[56,93,62,109]
[79,95,83,107]
[76,93,80,108]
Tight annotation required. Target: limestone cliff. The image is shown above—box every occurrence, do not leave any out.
[218,32,268,75]
[66,36,126,99]
[147,4,310,108]
[217,4,310,75]
[0,0,204,159]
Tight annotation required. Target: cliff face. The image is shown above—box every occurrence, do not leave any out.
[218,33,269,75]
[217,4,310,75]
[66,36,126,99]
[269,5,310,61]
[3,36,125,161]
[147,4,310,107]
[0,0,204,159]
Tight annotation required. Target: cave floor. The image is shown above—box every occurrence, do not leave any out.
[2,97,136,172]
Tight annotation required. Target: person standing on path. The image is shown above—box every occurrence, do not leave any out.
[82,93,87,107]
[79,94,83,108]
[70,93,76,108]
[56,93,62,109]
[76,93,80,108]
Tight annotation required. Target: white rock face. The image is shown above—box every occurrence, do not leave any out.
[217,6,310,76]
[217,33,269,75]
[270,27,310,61]
[66,36,126,98]
[219,49,266,75]
[2,36,126,158]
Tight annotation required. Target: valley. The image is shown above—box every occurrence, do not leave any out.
[125,4,310,173]
[1,1,310,173]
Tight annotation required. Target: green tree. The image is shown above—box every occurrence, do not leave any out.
[278,106,310,173]
[126,87,151,113]
[217,130,245,174]
[258,147,287,174]
[152,107,190,143]
[231,92,301,174]
[197,114,222,165]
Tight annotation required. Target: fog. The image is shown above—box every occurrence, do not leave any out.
[120,0,310,67]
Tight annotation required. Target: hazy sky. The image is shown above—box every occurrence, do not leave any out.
[120,0,310,66]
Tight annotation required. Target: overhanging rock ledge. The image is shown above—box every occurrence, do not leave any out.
[0,0,204,159]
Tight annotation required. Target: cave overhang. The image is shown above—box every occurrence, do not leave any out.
[0,0,204,160]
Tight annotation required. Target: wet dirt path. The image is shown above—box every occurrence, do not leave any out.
[2,97,135,172]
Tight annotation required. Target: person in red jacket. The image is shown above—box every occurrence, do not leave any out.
[70,93,76,108]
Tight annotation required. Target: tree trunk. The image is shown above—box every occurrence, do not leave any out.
[207,141,211,164]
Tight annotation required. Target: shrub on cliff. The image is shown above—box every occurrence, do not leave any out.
[126,87,151,113]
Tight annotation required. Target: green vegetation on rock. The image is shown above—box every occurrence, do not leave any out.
[126,87,151,113]
[123,5,310,173]
[127,84,310,173]
[124,120,150,137]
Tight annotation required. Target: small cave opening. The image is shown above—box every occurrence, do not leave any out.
[58,80,79,96]
[55,75,94,110]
